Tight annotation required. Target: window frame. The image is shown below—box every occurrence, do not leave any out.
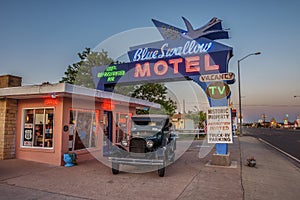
[21,107,55,149]
[69,108,98,151]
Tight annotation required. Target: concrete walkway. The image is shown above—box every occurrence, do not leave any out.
[0,136,299,200]
[240,136,300,200]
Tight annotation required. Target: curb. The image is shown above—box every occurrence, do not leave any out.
[258,138,300,163]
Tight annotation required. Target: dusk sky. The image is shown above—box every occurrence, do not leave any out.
[0,0,299,122]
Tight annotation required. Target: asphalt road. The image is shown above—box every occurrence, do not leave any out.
[243,127,300,161]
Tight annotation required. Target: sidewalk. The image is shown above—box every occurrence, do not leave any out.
[0,136,299,200]
[240,136,300,200]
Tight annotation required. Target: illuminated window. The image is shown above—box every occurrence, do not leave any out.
[22,108,54,148]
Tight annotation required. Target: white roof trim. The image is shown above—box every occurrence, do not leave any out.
[0,83,160,109]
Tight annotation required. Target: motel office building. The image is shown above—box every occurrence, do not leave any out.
[0,75,159,166]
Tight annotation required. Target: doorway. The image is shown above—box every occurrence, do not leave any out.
[103,111,113,156]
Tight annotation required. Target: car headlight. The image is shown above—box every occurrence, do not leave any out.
[146,140,154,148]
[121,140,128,147]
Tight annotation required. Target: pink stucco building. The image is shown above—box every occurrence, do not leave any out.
[0,75,159,165]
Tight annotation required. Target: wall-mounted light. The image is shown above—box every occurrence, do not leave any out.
[51,92,56,99]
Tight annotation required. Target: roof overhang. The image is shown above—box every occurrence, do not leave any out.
[0,83,160,109]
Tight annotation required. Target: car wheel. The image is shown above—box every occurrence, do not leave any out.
[158,166,165,177]
[112,163,119,175]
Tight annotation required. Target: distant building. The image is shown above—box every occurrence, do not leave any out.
[171,113,194,130]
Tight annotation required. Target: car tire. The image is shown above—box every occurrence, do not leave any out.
[112,163,119,175]
[158,166,165,177]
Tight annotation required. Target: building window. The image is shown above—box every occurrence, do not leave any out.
[115,113,130,143]
[22,108,54,148]
[69,109,97,151]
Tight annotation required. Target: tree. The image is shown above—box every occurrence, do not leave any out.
[185,110,206,127]
[113,85,136,96]
[60,48,91,84]
[198,111,206,128]
[60,48,113,88]
[61,49,177,116]
[131,83,177,116]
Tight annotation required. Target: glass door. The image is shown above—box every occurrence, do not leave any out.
[103,111,112,156]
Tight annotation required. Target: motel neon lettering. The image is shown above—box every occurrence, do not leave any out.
[132,41,213,62]
[154,60,168,76]
[185,56,200,73]
[134,54,220,78]
[134,62,151,77]
[168,58,183,74]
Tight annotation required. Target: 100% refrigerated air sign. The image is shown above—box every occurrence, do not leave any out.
[207,106,233,143]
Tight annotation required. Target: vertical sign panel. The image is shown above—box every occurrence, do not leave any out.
[207,106,232,143]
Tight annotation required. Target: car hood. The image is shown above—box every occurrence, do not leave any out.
[131,130,160,138]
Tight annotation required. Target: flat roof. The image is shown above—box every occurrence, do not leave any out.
[0,82,160,109]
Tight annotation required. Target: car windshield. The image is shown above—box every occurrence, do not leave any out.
[131,118,165,137]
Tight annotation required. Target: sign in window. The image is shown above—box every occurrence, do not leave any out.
[23,108,54,148]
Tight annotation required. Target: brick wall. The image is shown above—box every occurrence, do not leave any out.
[0,75,22,160]
[0,74,22,88]
[0,99,6,159]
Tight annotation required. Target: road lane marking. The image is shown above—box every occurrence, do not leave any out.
[258,138,300,163]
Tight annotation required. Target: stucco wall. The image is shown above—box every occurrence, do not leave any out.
[7,90,139,165]
[15,98,63,165]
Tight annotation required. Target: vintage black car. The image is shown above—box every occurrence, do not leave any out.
[108,114,176,177]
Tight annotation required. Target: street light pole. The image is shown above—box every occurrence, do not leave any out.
[238,52,261,136]
[238,59,242,135]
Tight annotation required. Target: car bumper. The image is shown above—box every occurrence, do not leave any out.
[108,156,164,166]
[107,146,166,166]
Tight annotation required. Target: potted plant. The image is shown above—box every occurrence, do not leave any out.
[247,156,256,167]
[63,152,77,167]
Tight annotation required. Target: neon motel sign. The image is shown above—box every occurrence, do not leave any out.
[92,17,235,153]
[92,17,234,103]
